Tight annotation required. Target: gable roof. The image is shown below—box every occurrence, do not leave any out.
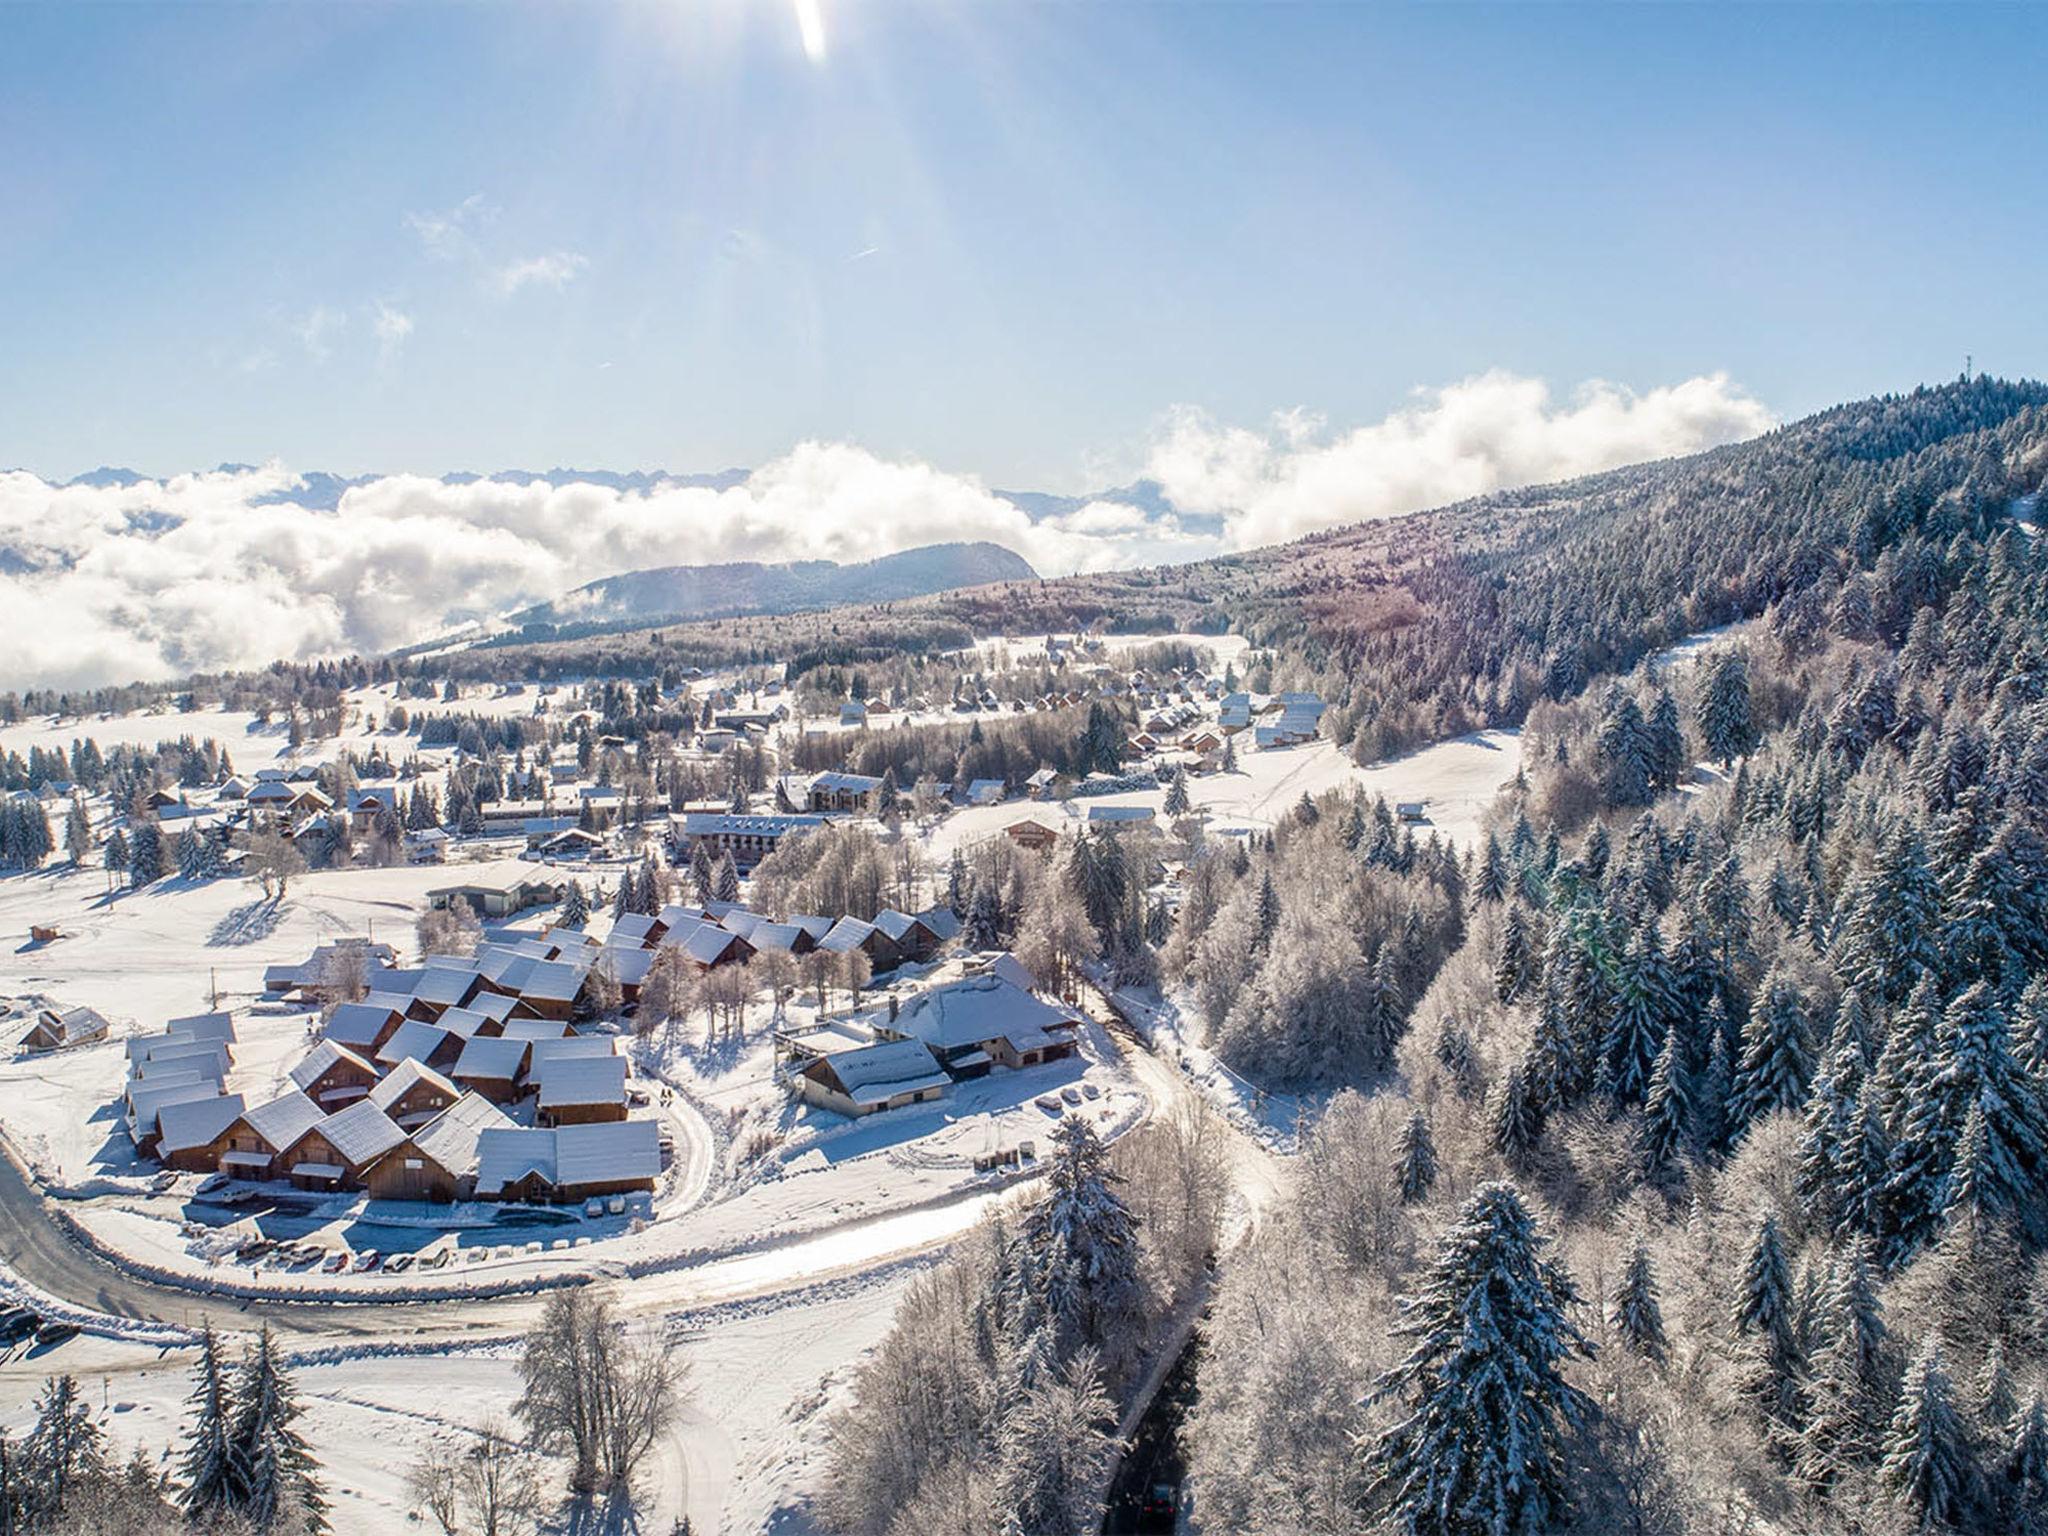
[536,1054,628,1109]
[309,1099,406,1168]
[452,1035,529,1083]
[289,1039,376,1091]
[814,1039,950,1108]
[500,1017,570,1042]
[890,975,1079,1055]
[163,1011,237,1045]
[322,1001,401,1051]
[408,1092,515,1177]
[376,1019,453,1069]
[156,1093,245,1155]
[555,1119,660,1188]
[368,1057,460,1113]
[241,1090,326,1153]
[474,1127,557,1194]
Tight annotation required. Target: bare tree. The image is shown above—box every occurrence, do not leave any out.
[404,1437,461,1534]
[458,1418,544,1536]
[417,897,484,960]
[242,830,306,900]
[516,1290,687,1494]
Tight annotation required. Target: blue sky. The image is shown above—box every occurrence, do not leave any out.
[2,1,2044,488]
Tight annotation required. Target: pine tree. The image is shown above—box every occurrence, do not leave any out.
[1645,686,1686,792]
[228,1326,327,1532]
[1364,1183,1592,1536]
[1604,922,1674,1107]
[947,848,971,919]
[1597,683,1654,806]
[1733,971,1814,1133]
[1879,1336,1972,1532]
[714,851,742,905]
[1474,833,1508,906]
[22,1373,105,1524]
[63,795,91,864]
[1610,1235,1667,1362]
[1640,1026,1690,1183]
[1395,1110,1439,1204]
[128,818,163,888]
[2004,1395,2048,1533]
[1163,765,1191,817]
[1490,1065,1543,1168]
[1733,1210,1795,1349]
[1018,1117,1146,1366]
[1252,870,1280,952]
[1698,648,1757,767]
[179,1322,239,1521]
[1494,903,1533,1003]
[1798,1243,1893,1493]
[560,879,590,928]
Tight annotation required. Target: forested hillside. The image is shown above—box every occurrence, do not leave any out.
[816,379,2048,1536]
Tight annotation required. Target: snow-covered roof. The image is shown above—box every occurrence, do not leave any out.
[376,1019,452,1069]
[129,1081,223,1136]
[322,1001,399,1051]
[368,1057,459,1113]
[680,925,747,965]
[554,1119,659,1188]
[811,770,882,794]
[813,1038,949,1108]
[155,1093,244,1154]
[818,917,878,953]
[607,912,658,947]
[474,1127,556,1193]
[678,812,828,838]
[452,1035,529,1083]
[289,1039,375,1091]
[871,909,930,944]
[536,1054,627,1109]
[434,1005,492,1040]
[311,1099,406,1168]
[1087,805,1154,823]
[163,1011,237,1045]
[411,968,478,1008]
[889,975,1079,1055]
[527,1036,617,1072]
[409,1092,514,1177]
[605,948,655,987]
[500,1017,569,1042]
[516,959,588,1004]
[241,1090,326,1152]
[749,922,806,954]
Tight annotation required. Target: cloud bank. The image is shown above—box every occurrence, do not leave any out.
[1148,370,1774,549]
[0,370,1771,693]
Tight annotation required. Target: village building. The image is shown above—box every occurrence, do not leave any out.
[792,1037,950,1118]
[221,1091,326,1181]
[425,870,568,919]
[367,1058,463,1129]
[155,1093,247,1174]
[473,1119,660,1202]
[670,811,829,869]
[320,1000,406,1056]
[534,1054,629,1126]
[806,771,884,813]
[277,1099,406,1191]
[876,974,1083,1075]
[450,1035,530,1103]
[359,1092,514,1202]
[288,1040,380,1110]
[375,1019,460,1073]
[1004,817,1060,852]
[20,1004,110,1053]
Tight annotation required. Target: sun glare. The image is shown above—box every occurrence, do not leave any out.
[793,0,827,62]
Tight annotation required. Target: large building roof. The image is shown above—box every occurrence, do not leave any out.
[890,975,1079,1055]
[409,1092,515,1177]
[815,1039,950,1109]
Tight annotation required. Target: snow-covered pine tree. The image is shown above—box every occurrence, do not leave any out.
[2005,1394,2048,1532]
[1163,765,1191,818]
[1018,1116,1146,1367]
[1797,1243,1893,1494]
[714,851,742,905]
[1640,1025,1690,1183]
[1473,833,1508,906]
[1363,1182,1592,1536]
[1645,686,1686,793]
[560,879,590,928]
[1490,1064,1543,1169]
[1604,921,1674,1108]
[1596,683,1653,806]
[1878,1335,1973,1532]
[690,841,715,904]
[1252,869,1280,952]
[1610,1235,1667,1362]
[178,1321,239,1521]
[228,1325,327,1532]
[1395,1109,1439,1205]
[1697,648,1757,768]
[1732,971,1815,1134]
[1494,902,1533,1003]
[995,1346,1118,1536]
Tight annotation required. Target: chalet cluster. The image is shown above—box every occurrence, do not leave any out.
[604,897,959,976]
[781,956,1083,1117]
[129,933,662,1204]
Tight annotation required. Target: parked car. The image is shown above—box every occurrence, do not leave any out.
[353,1250,382,1272]
[321,1250,349,1273]
[384,1253,414,1273]
[34,1321,78,1348]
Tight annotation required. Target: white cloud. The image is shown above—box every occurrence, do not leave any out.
[1147,370,1775,549]
[0,369,1774,693]
[492,251,588,298]
[371,302,414,364]
[291,305,346,362]
[0,448,1207,691]
[404,193,495,263]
